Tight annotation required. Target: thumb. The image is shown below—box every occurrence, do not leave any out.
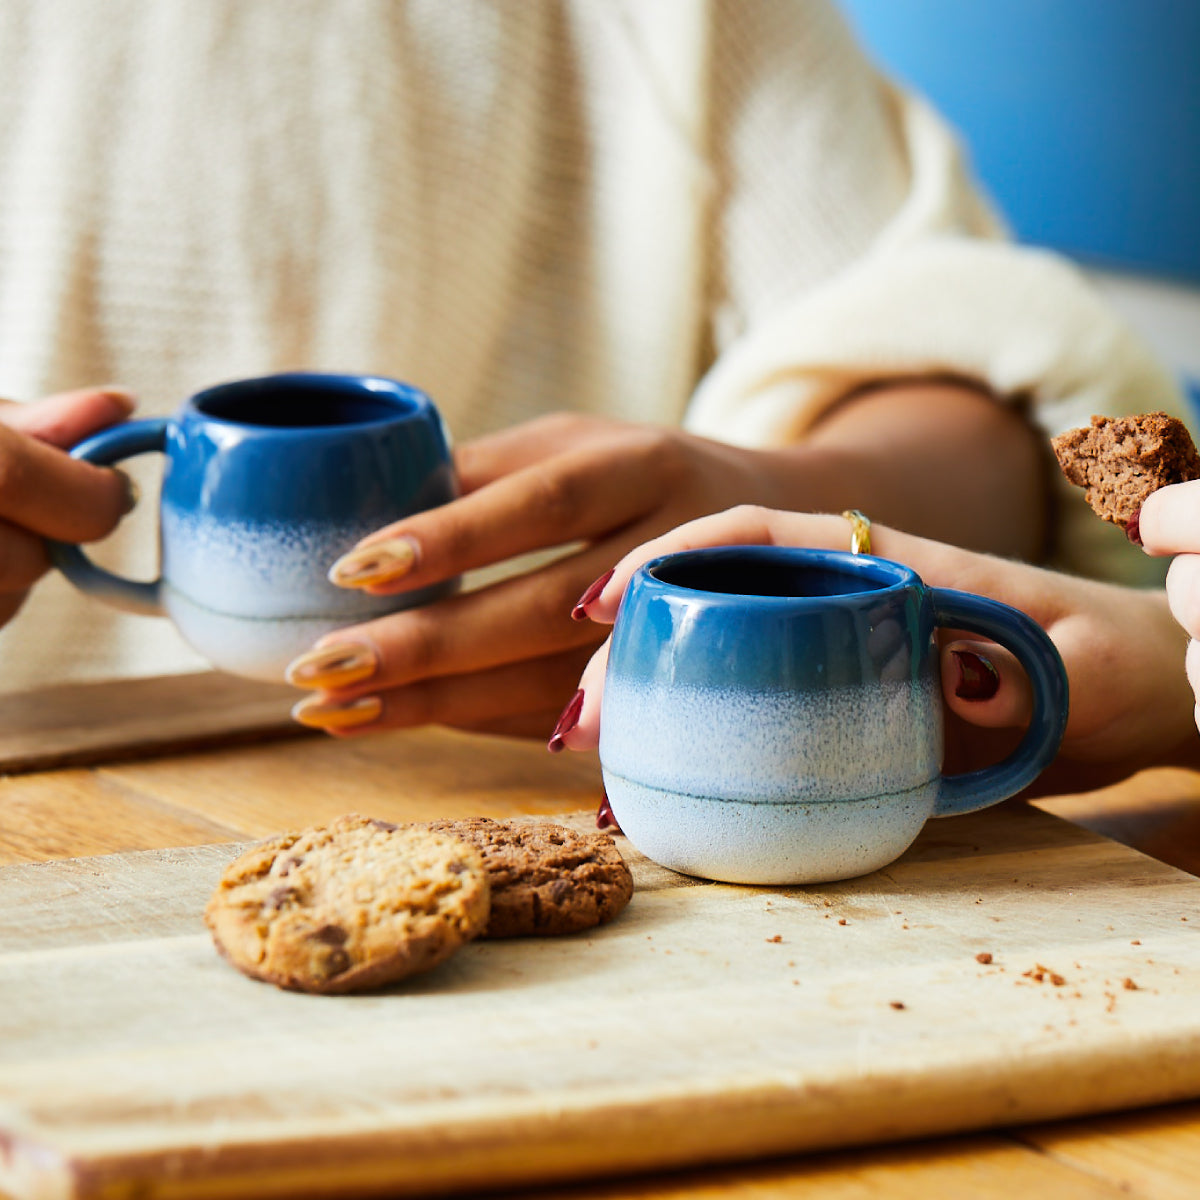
[0,386,137,449]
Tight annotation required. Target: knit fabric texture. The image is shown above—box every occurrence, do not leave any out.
[0,0,1187,691]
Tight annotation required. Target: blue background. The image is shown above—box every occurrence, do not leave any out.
[838,1,1200,283]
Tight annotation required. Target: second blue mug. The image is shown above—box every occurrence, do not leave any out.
[49,372,458,681]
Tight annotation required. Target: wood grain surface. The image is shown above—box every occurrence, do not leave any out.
[3,678,1200,1199]
[0,672,305,774]
[4,730,1200,1198]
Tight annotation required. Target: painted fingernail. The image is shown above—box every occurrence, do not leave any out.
[952,650,1000,701]
[285,641,378,689]
[1125,507,1143,546]
[290,694,382,730]
[596,792,622,833]
[112,468,140,515]
[571,569,615,621]
[547,688,585,753]
[328,536,418,588]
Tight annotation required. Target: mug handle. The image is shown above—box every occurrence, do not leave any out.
[928,587,1069,817]
[45,419,170,616]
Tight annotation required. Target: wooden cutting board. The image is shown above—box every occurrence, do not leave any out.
[3,803,1200,1200]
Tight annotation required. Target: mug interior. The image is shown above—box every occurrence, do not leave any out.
[193,375,419,429]
[649,548,902,599]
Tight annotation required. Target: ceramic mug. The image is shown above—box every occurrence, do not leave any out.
[599,546,1068,884]
[48,372,458,681]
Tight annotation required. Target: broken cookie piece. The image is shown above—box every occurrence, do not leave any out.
[1052,412,1200,536]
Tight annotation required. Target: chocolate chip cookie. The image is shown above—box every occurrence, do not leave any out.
[1052,412,1200,531]
[426,817,633,938]
[205,813,490,993]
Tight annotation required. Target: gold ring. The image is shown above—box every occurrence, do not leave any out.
[841,509,872,555]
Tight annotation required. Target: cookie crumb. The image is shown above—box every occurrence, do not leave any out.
[975,952,993,965]
[1022,963,1067,986]
[889,1000,906,1010]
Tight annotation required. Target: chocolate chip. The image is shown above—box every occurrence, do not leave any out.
[310,924,348,946]
[370,819,399,832]
[323,948,351,977]
[277,855,304,877]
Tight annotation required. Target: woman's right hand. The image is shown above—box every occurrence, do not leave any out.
[0,386,138,627]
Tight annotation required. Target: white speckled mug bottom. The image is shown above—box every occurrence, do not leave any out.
[159,508,457,679]
[602,774,936,884]
[162,583,451,682]
[162,589,361,682]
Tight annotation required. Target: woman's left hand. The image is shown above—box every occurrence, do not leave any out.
[284,414,781,739]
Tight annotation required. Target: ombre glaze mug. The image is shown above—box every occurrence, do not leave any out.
[49,373,458,681]
[599,546,1068,885]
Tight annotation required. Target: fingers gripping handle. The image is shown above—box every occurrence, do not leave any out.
[930,587,1069,817]
[45,419,169,616]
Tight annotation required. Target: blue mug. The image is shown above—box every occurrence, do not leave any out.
[48,372,457,681]
[599,546,1068,884]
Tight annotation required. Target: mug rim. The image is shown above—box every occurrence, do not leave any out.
[639,545,918,602]
[186,372,434,431]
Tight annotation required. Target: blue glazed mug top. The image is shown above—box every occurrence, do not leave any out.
[599,545,1068,885]
[47,372,458,681]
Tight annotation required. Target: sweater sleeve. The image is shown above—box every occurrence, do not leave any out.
[685,68,1191,587]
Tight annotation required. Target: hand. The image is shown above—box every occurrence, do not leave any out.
[1138,480,1200,733]
[554,506,1198,797]
[0,386,138,627]
[283,380,1044,741]
[285,413,782,738]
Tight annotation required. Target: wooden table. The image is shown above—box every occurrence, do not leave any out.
[3,672,1200,1199]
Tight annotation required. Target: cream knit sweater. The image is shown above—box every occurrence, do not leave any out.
[0,0,1188,692]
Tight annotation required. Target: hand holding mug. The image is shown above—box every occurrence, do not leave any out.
[561,505,1200,881]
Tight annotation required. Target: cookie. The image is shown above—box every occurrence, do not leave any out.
[426,817,633,938]
[1051,412,1200,530]
[205,813,490,993]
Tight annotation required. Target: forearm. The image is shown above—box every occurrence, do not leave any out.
[753,379,1049,560]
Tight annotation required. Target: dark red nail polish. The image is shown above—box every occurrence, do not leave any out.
[547,688,585,752]
[1125,507,1143,546]
[596,792,622,833]
[571,568,615,621]
[952,650,1000,701]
